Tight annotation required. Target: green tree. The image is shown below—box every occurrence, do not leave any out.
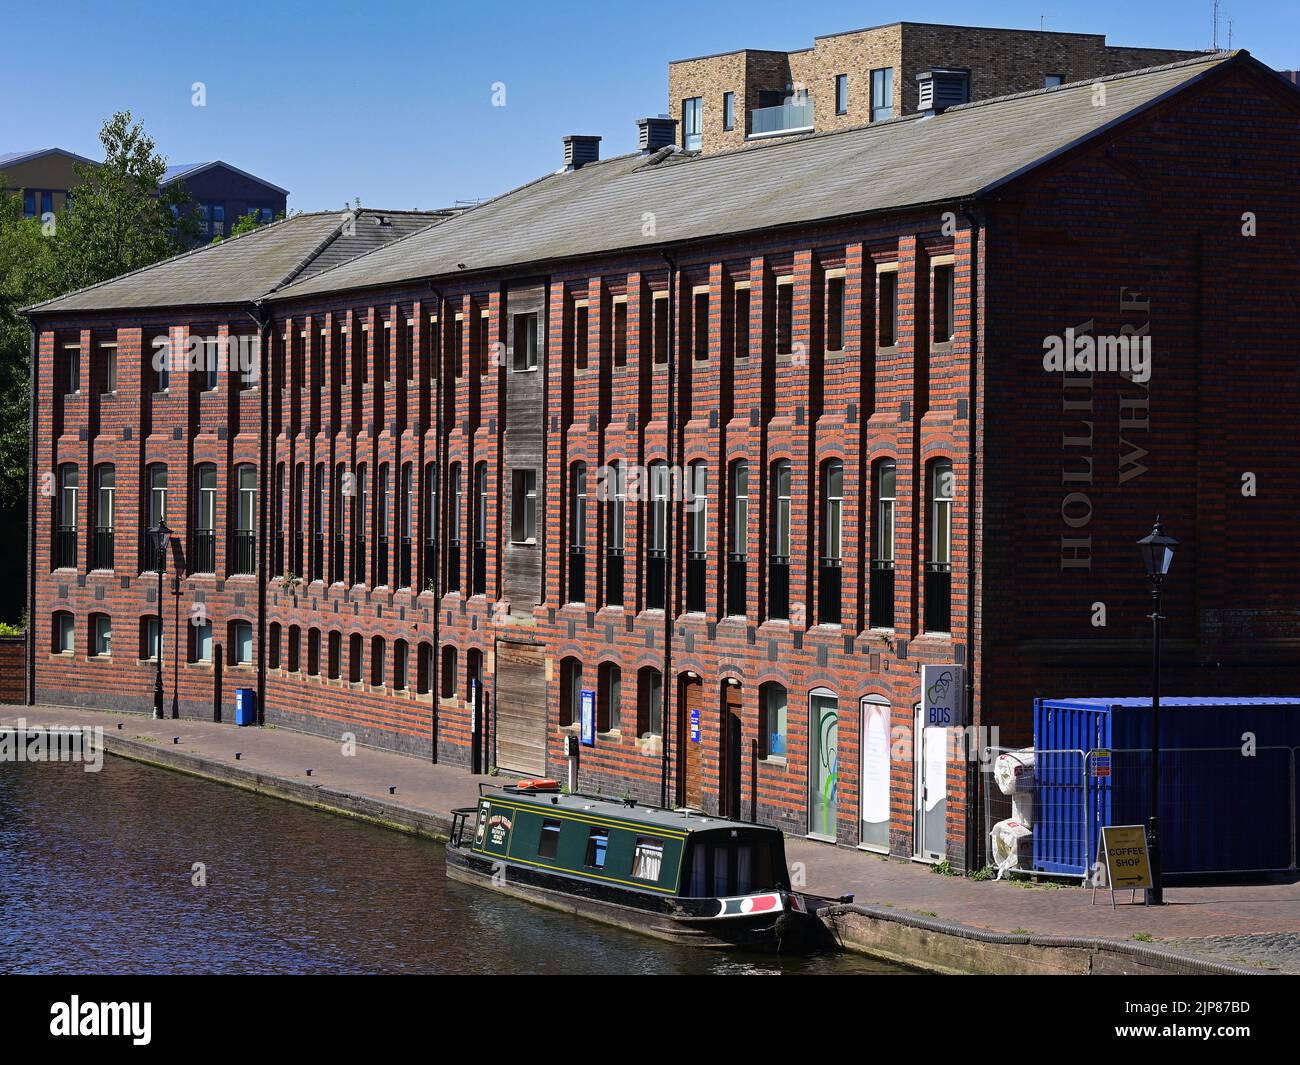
[49,111,198,291]
[217,208,286,243]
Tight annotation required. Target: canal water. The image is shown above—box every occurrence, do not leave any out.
[0,758,906,975]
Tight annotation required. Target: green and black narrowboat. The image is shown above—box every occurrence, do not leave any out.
[447,783,814,951]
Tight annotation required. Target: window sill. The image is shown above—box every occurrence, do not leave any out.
[510,539,537,547]
[761,755,788,767]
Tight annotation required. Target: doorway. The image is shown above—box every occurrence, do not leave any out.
[677,675,704,809]
[808,688,839,840]
[719,681,743,819]
[912,704,947,861]
[860,696,891,851]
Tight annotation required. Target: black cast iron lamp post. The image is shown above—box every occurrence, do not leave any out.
[1137,516,1177,906]
[150,520,171,720]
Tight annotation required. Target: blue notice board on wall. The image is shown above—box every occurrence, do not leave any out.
[580,689,596,747]
[690,706,700,742]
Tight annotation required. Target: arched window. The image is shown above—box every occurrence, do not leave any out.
[440,645,458,699]
[394,639,409,691]
[399,462,414,588]
[472,461,488,594]
[331,463,346,584]
[192,463,217,574]
[646,461,669,610]
[758,681,788,759]
[871,459,897,629]
[603,460,624,607]
[51,611,75,654]
[767,460,791,620]
[446,463,462,592]
[291,461,305,575]
[637,666,663,739]
[90,612,112,657]
[559,657,582,727]
[422,463,437,592]
[327,631,341,679]
[287,624,300,672]
[685,461,707,613]
[307,628,321,676]
[267,621,282,669]
[727,459,748,617]
[352,462,368,585]
[230,620,253,666]
[371,635,386,687]
[926,459,954,633]
[92,463,115,570]
[348,633,363,684]
[417,641,434,695]
[273,462,286,576]
[55,464,79,569]
[376,462,391,586]
[568,461,587,604]
[140,615,162,661]
[598,662,621,733]
[819,459,844,625]
[233,463,257,575]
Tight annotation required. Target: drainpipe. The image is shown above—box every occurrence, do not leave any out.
[429,284,444,763]
[961,205,982,872]
[26,321,37,706]
[247,301,272,726]
[660,252,678,809]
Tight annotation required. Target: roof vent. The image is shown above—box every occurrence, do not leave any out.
[372,214,391,227]
[916,68,970,114]
[562,135,602,171]
[636,116,678,153]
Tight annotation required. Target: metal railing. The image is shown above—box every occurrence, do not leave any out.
[685,551,706,612]
[870,560,895,628]
[472,541,486,595]
[818,558,842,624]
[727,553,747,617]
[767,557,789,621]
[191,530,216,574]
[399,536,413,589]
[604,549,623,607]
[352,535,367,586]
[91,526,114,570]
[568,548,585,604]
[924,562,951,632]
[53,526,77,569]
[646,550,667,610]
[230,530,256,575]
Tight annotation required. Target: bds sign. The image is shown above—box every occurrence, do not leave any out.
[921,665,967,727]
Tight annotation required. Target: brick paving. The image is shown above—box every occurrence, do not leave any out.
[5,703,1299,971]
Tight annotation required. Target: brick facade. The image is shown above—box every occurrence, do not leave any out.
[25,57,1300,871]
[669,21,1200,153]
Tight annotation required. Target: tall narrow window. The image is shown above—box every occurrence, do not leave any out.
[652,294,669,365]
[394,639,409,690]
[399,463,414,589]
[145,464,167,570]
[759,682,788,759]
[233,621,253,666]
[274,463,285,576]
[767,460,791,621]
[685,462,707,613]
[423,463,437,593]
[727,460,748,617]
[376,463,391,587]
[604,460,624,607]
[511,468,537,543]
[371,635,386,687]
[878,269,898,347]
[349,633,363,684]
[63,343,81,394]
[53,611,75,653]
[143,616,162,662]
[55,464,78,569]
[819,459,844,625]
[475,312,490,376]
[352,462,368,586]
[646,462,669,610]
[722,91,735,131]
[560,658,582,727]
[153,335,169,392]
[310,463,324,582]
[775,278,794,355]
[871,66,894,122]
[933,263,955,343]
[233,464,257,575]
[91,613,112,657]
[835,73,849,115]
[446,463,461,592]
[472,462,488,593]
[826,274,845,352]
[733,285,751,359]
[612,299,628,368]
[638,667,663,739]
[926,460,954,633]
[568,462,587,604]
[513,312,538,371]
[598,662,621,732]
[92,464,115,570]
[574,301,589,371]
[871,460,897,629]
[682,96,703,151]
[440,645,457,698]
[98,341,118,394]
[291,462,305,576]
[332,464,346,584]
[692,291,709,361]
[193,464,217,574]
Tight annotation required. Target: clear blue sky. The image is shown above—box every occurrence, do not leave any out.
[1,0,1295,213]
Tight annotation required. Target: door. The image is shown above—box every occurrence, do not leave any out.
[860,696,891,851]
[913,704,948,861]
[678,676,704,809]
[808,689,839,839]
[468,649,484,775]
[494,639,546,776]
[720,683,743,818]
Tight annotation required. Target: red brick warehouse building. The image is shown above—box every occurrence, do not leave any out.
[24,52,1300,870]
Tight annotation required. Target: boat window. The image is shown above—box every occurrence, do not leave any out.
[631,836,665,882]
[538,819,562,861]
[584,828,609,869]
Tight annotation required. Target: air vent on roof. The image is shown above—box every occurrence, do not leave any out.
[562,135,602,170]
[372,214,391,227]
[637,116,678,153]
[916,68,970,114]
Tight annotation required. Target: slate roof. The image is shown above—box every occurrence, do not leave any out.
[158,160,290,195]
[0,147,98,169]
[266,51,1240,303]
[24,209,450,314]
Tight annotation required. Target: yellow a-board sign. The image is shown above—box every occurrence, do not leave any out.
[1093,825,1153,907]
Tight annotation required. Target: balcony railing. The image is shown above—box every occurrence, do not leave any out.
[376,535,390,587]
[925,562,952,633]
[767,557,789,621]
[604,549,623,607]
[352,535,367,585]
[750,98,814,137]
[231,530,256,575]
[292,531,304,576]
[568,548,586,604]
[446,540,461,592]
[54,526,77,570]
[332,536,346,584]
[399,536,413,589]
[818,557,842,625]
[646,550,667,610]
[727,553,747,617]
[191,530,216,574]
[273,527,284,576]
[309,533,324,582]
[685,551,706,613]
[90,526,114,570]
[870,559,896,629]
[423,541,437,591]
[472,541,486,596]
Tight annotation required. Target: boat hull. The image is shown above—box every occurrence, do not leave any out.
[446,846,810,952]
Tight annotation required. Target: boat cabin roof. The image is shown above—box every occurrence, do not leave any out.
[483,787,778,838]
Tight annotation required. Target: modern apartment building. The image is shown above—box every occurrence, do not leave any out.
[669,21,1201,153]
[23,52,1300,870]
[0,148,98,218]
